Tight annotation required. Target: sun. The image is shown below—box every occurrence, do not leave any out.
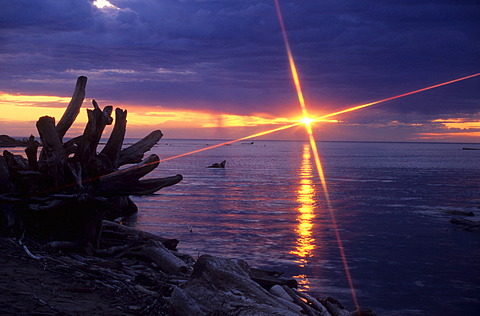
[301,116,315,126]
[93,0,116,9]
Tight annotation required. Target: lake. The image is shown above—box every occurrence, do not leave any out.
[7,139,479,314]
[129,139,480,315]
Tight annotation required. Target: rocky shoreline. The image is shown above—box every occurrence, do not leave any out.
[1,220,375,315]
[0,135,29,147]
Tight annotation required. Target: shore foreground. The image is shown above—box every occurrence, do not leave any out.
[1,220,375,315]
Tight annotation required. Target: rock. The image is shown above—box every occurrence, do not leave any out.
[170,254,301,315]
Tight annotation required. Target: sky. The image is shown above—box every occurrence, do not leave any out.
[1,0,479,142]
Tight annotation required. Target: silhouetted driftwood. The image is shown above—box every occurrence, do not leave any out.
[3,220,366,315]
[0,76,182,248]
[170,255,303,315]
[56,76,87,139]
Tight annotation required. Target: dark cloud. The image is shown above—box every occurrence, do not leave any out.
[0,0,479,125]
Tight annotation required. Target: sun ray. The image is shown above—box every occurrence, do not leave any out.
[274,0,360,309]
[155,72,480,165]
[158,121,302,163]
[316,73,480,121]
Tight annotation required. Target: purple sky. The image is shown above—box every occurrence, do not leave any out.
[1,0,479,141]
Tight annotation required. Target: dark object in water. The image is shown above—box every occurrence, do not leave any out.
[462,147,480,150]
[450,217,480,231]
[208,160,226,168]
[442,210,475,217]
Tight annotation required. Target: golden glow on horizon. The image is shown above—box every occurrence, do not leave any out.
[201,113,290,128]
[416,131,480,139]
[0,92,295,136]
[0,92,85,123]
[2,72,479,141]
[291,144,316,266]
[128,110,290,128]
[432,118,480,130]
[159,122,302,162]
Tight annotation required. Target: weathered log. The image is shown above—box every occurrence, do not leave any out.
[293,288,331,316]
[28,199,70,211]
[24,135,39,171]
[130,240,189,275]
[56,76,87,139]
[170,254,302,315]
[74,100,113,168]
[97,154,160,195]
[3,150,28,172]
[101,220,179,250]
[282,285,316,316]
[119,130,163,166]
[101,108,127,169]
[0,156,14,193]
[249,267,298,290]
[66,161,83,190]
[119,175,183,196]
[1,76,183,252]
[37,116,66,189]
[63,135,82,157]
[270,284,294,302]
[320,297,351,316]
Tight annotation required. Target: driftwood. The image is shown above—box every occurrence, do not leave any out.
[250,267,298,289]
[101,220,179,250]
[320,297,351,316]
[127,240,189,276]
[118,130,163,166]
[0,76,182,248]
[170,254,303,315]
[3,220,366,315]
[56,76,87,139]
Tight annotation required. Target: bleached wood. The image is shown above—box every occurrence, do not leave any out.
[56,76,87,139]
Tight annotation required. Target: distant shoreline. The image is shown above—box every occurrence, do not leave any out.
[4,134,480,147]
[160,138,480,145]
[0,135,29,147]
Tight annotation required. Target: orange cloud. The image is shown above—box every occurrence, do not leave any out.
[416,131,480,140]
[0,92,87,123]
[0,92,295,137]
[431,118,480,130]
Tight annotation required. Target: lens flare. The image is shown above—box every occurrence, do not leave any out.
[300,116,315,126]
[316,73,480,121]
[158,73,480,165]
[274,0,360,309]
[159,121,302,162]
[274,0,308,119]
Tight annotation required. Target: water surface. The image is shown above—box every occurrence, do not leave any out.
[129,140,480,315]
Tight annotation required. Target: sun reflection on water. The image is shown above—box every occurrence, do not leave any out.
[291,144,316,270]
